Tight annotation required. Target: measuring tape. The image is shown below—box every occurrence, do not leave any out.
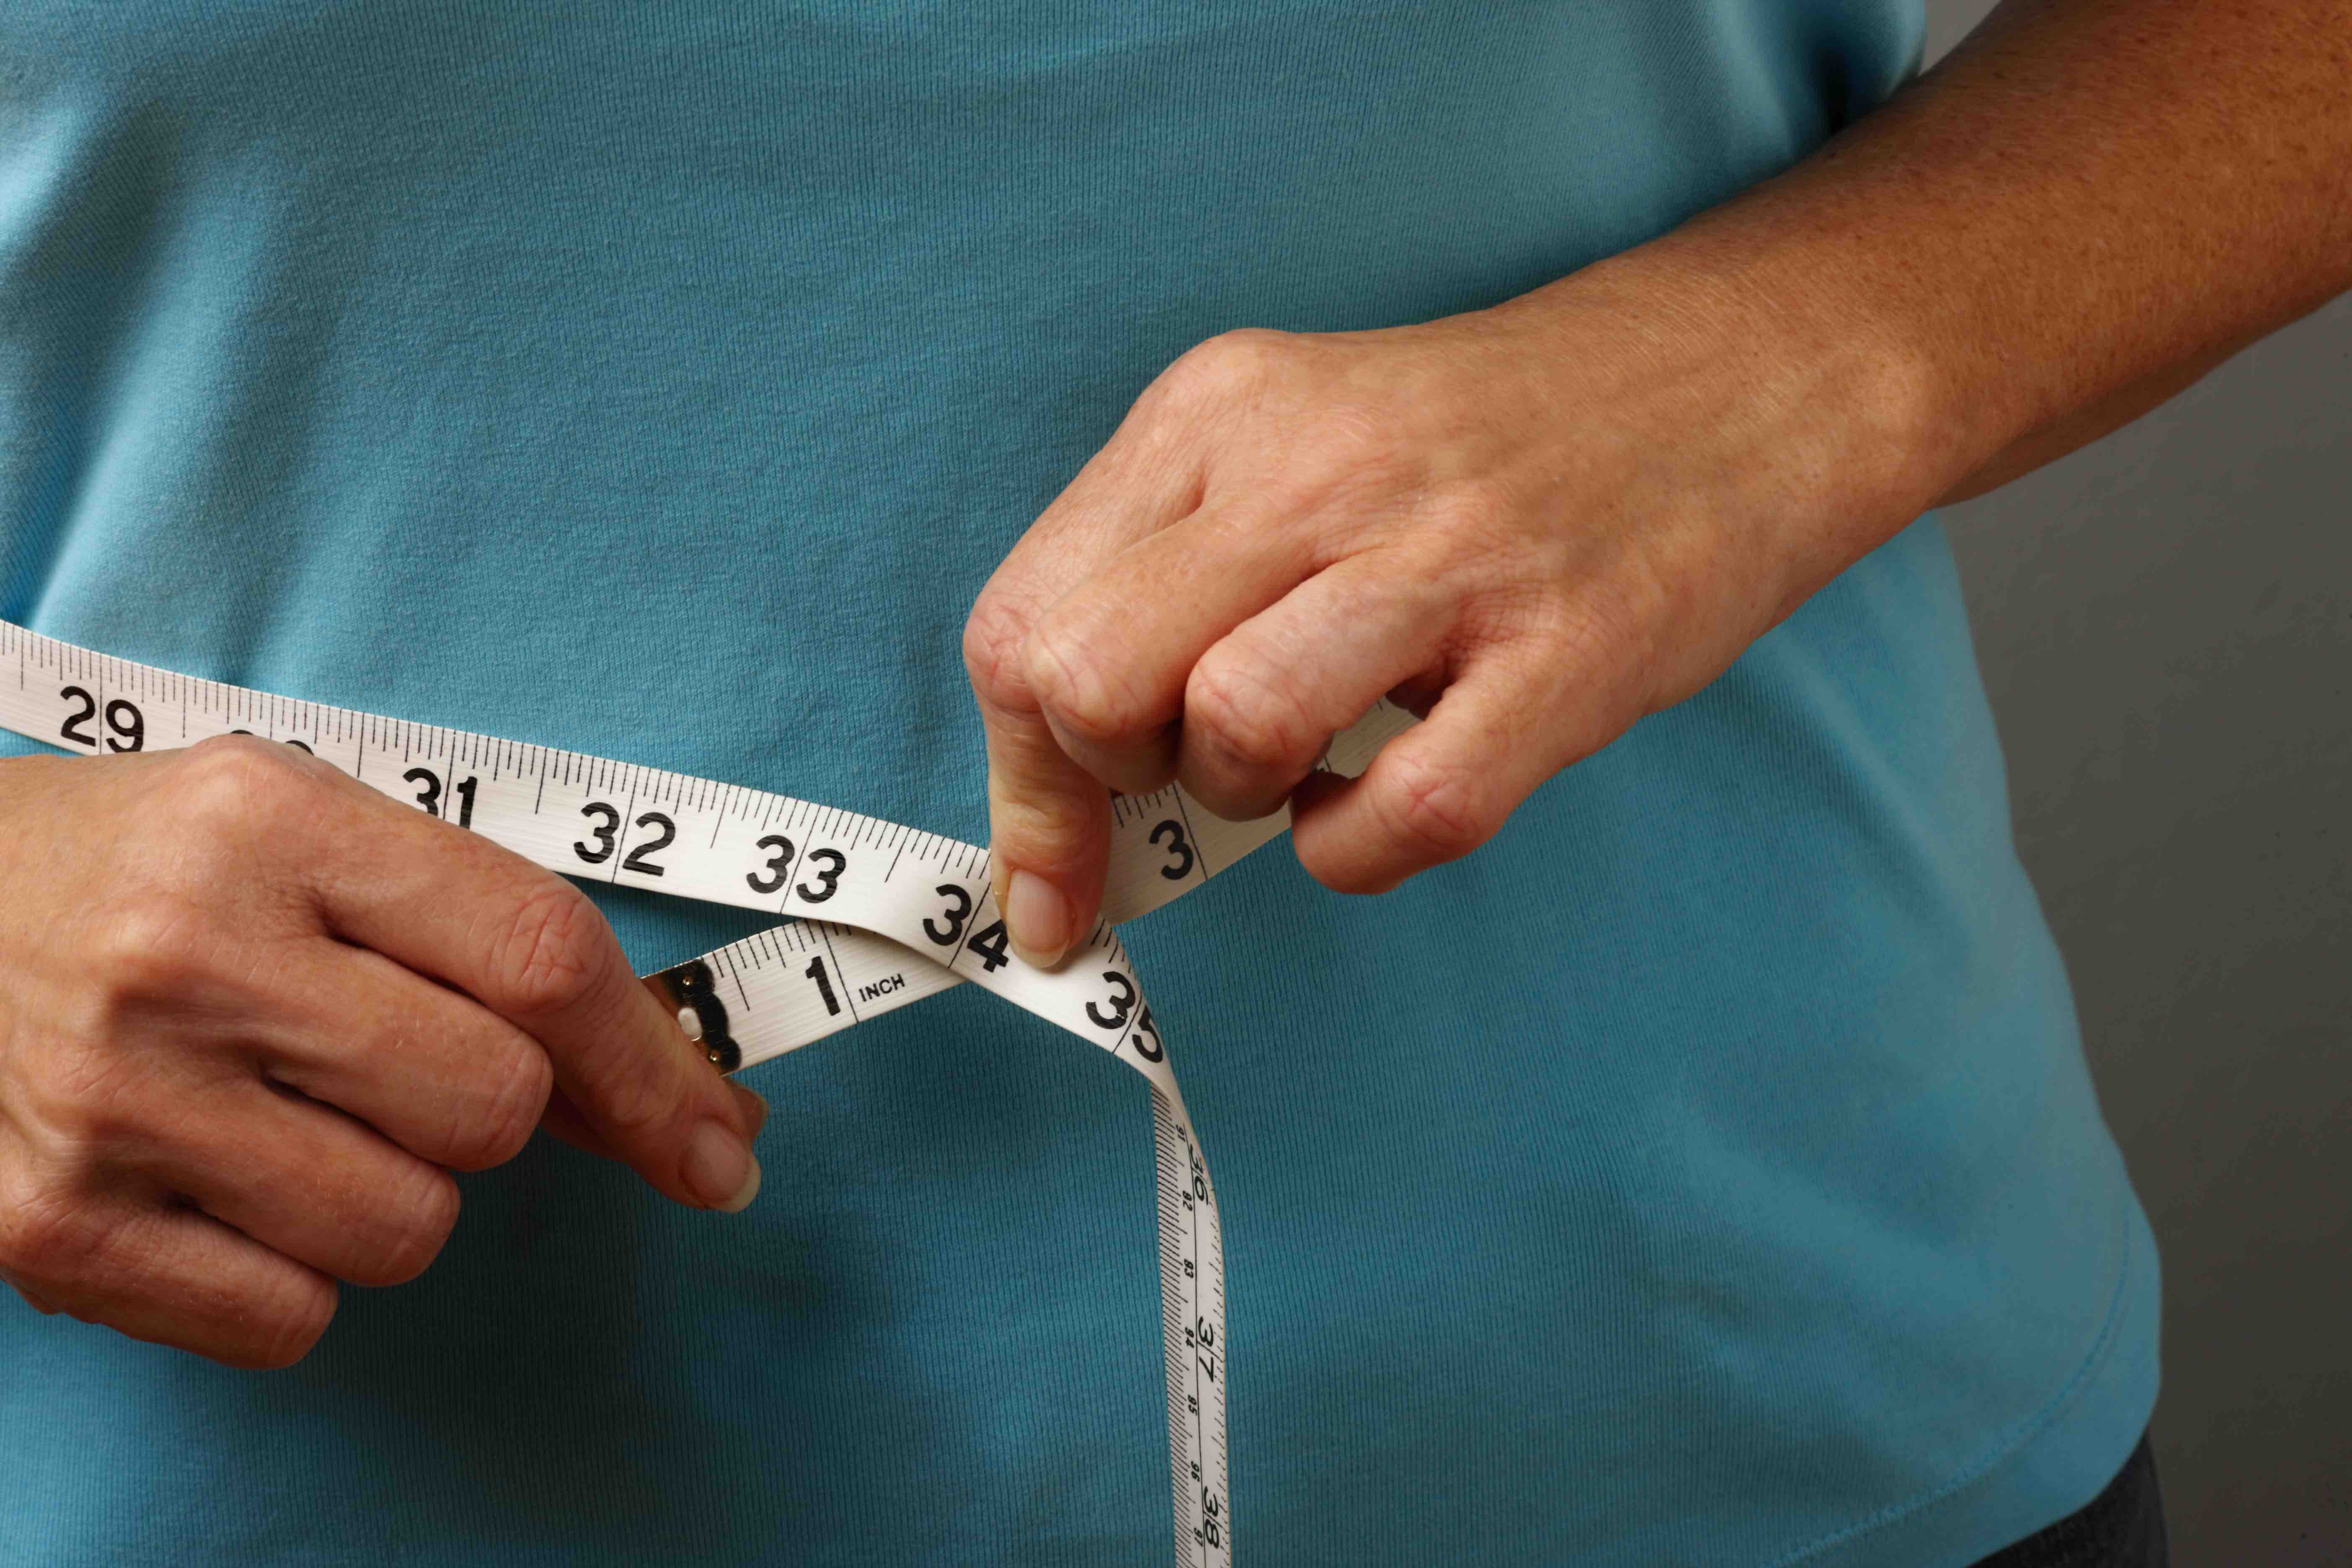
[0,617,1414,1564]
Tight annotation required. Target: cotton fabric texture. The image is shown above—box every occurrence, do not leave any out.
[0,3,2156,1563]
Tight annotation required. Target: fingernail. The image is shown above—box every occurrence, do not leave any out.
[1004,869,1073,968]
[683,1119,761,1212]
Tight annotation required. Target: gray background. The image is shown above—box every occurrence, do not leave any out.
[1921,3,2351,1560]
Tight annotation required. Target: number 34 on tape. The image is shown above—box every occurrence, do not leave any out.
[0,618,1416,1566]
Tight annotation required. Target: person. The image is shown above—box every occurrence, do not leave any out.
[0,0,2341,1561]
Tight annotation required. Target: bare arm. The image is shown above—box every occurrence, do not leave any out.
[966,0,2352,961]
[1631,0,2352,513]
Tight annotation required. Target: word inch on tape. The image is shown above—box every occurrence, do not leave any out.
[0,618,1417,1566]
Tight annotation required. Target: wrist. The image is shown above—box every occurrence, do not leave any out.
[1482,231,1976,619]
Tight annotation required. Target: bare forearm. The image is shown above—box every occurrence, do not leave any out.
[967,0,2348,935]
[1530,0,2352,524]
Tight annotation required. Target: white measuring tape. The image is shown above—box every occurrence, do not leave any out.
[0,617,1415,1564]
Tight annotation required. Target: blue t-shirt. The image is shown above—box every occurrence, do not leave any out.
[0,3,2156,1564]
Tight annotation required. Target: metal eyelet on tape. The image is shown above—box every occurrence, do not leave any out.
[0,618,1416,1566]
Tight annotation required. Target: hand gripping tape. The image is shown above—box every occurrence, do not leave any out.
[0,618,1417,1566]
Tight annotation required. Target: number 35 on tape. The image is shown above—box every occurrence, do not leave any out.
[0,618,1415,1566]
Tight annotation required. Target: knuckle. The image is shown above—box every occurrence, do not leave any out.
[1187,654,1318,771]
[486,879,614,1019]
[1291,833,1351,894]
[241,1274,338,1369]
[356,1168,460,1287]
[1163,328,1292,405]
[144,738,335,920]
[4,1278,60,1315]
[88,890,222,998]
[0,1176,98,1283]
[1026,614,1159,745]
[18,1039,143,1152]
[440,1044,553,1171]
[168,734,317,829]
[1375,750,1501,867]
[962,591,1039,712]
[1293,836,1371,897]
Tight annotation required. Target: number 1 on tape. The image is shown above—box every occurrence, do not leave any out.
[0,618,1417,1563]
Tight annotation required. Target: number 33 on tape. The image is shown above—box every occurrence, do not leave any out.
[0,619,1416,1565]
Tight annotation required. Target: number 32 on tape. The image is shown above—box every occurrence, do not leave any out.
[0,618,1416,1565]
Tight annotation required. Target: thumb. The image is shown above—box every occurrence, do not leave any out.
[966,610,1114,970]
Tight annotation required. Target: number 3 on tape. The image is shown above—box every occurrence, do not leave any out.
[0,618,1417,1564]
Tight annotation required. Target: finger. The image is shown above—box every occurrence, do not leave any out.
[983,387,1212,637]
[972,679,1113,972]
[295,782,760,1213]
[1176,548,1455,822]
[3,1279,60,1315]
[963,541,1162,972]
[7,1196,336,1369]
[1022,503,1322,799]
[540,1057,762,1161]
[251,944,552,1173]
[535,1087,619,1159]
[964,382,1221,967]
[1287,655,1570,895]
[973,499,1305,966]
[128,1077,461,1289]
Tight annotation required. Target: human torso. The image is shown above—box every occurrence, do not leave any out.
[0,5,2153,1563]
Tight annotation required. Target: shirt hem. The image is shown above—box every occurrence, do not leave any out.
[1770,1189,2162,1568]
